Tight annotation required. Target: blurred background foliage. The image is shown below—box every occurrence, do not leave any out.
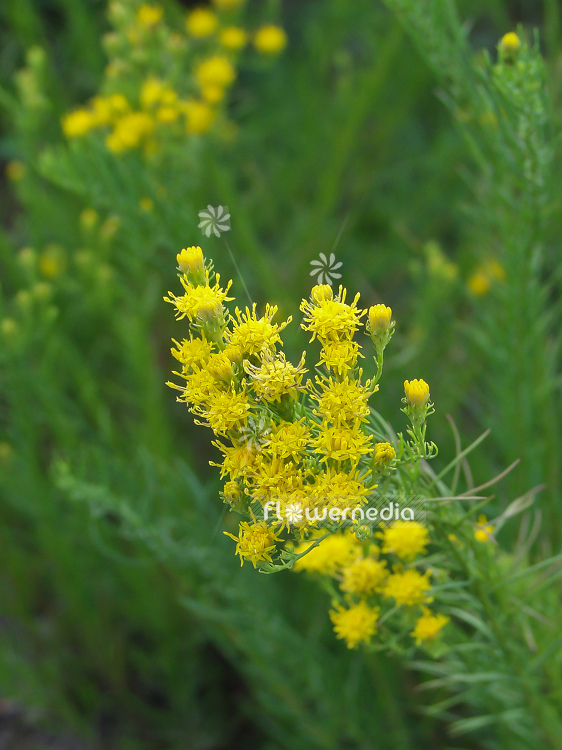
[0,0,561,748]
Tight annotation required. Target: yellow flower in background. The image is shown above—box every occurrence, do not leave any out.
[383,568,432,606]
[105,111,155,153]
[404,379,430,408]
[254,25,287,55]
[293,533,359,575]
[379,521,429,560]
[411,607,450,645]
[340,557,388,596]
[474,514,494,543]
[330,601,379,649]
[140,196,154,212]
[195,56,236,90]
[219,26,247,51]
[183,100,215,134]
[136,4,163,28]
[39,244,66,279]
[186,8,218,38]
[224,520,281,567]
[62,109,96,138]
[79,207,99,229]
[468,259,505,296]
[498,31,520,64]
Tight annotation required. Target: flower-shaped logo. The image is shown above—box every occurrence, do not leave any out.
[285,503,303,526]
[310,252,342,286]
[238,416,271,452]
[198,205,231,238]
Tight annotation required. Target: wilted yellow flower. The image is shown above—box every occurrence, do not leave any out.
[404,379,430,408]
[186,8,218,38]
[411,607,449,645]
[254,25,287,55]
[224,521,281,567]
[219,26,247,51]
[330,601,379,649]
[379,521,429,560]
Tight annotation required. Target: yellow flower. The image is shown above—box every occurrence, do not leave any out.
[182,100,215,134]
[228,303,290,356]
[313,423,372,464]
[373,441,396,468]
[474,514,494,543]
[187,8,218,37]
[62,109,95,138]
[224,520,281,567]
[410,607,450,645]
[219,26,247,51]
[263,420,310,460]
[222,480,242,504]
[254,25,287,55]
[140,78,165,109]
[300,287,365,343]
[309,467,373,512]
[340,557,388,596]
[39,244,66,279]
[165,273,232,322]
[206,352,234,381]
[318,339,361,376]
[379,521,429,561]
[293,532,359,575]
[201,85,226,104]
[498,31,520,63]
[368,304,392,334]
[467,270,490,296]
[171,336,214,370]
[244,351,307,402]
[404,379,430,408]
[310,284,333,304]
[80,208,99,229]
[313,376,372,425]
[177,245,205,280]
[105,112,154,152]
[140,196,154,212]
[330,601,379,649]
[212,440,257,479]
[383,568,432,606]
[136,4,163,28]
[195,55,236,89]
[195,385,250,434]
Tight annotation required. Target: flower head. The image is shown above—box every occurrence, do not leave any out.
[474,514,495,543]
[228,303,290,356]
[340,557,388,596]
[254,25,287,55]
[373,441,396,468]
[379,521,429,560]
[186,8,218,37]
[383,568,432,606]
[293,532,359,575]
[411,607,450,645]
[404,379,430,408]
[300,287,365,343]
[224,521,281,567]
[330,601,379,649]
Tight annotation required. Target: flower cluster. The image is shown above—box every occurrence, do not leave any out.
[62,1,287,153]
[166,246,446,651]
